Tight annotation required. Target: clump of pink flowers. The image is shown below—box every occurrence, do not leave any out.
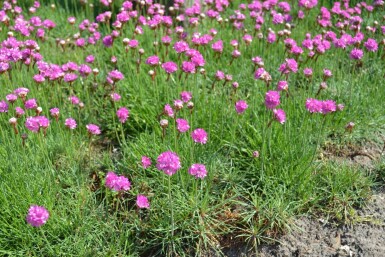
[26,205,49,227]
[136,195,150,209]
[191,128,208,144]
[235,100,248,114]
[105,171,131,192]
[86,124,101,135]
[116,107,130,123]
[156,151,181,176]
[188,164,208,179]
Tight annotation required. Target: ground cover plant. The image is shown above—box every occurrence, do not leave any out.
[0,0,384,256]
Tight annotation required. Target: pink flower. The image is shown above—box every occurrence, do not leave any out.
[50,108,59,118]
[265,91,281,109]
[235,100,248,114]
[65,118,77,129]
[86,124,101,135]
[24,99,38,110]
[279,59,298,74]
[350,48,363,60]
[211,40,223,53]
[68,96,80,105]
[15,107,25,117]
[85,55,95,63]
[188,164,207,179]
[108,70,124,82]
[141,156,152,169]
[321,100,336,114]
[105,171,131,191]
[136,195,150,209]
[110,93,121,102]
[14,87,29,98]
[181,61,196,74]
[25,117,40,133]
[6,94,17,104]
[176,119,190,133]
[161,62,178,74]
[116,107,130,123]
[26,205,49,227]
[0,100,8,112]
[191,128,208,144]
[64,73,78,83]
[364,38,378,52]
[36,116,50,129]
[303,68,313,77]
[273,109,286,124]
[323,69,332,78]
[173,41,189,53]
[180,91,192,103]
[164,104,174,117]
[156,151,181,176]
[305,98,322,113]
[146,55,160,66]
[277,81,288,91]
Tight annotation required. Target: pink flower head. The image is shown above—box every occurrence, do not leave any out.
[116,107,130,123]
[321,100,336,114]
[6,94,17,104]
[211,40,223,53]
[191,128,208,144]
[36,116,50,129]
[277,81,288,91]
[24,99,38,110]
[273,109,286,124]
[14,87,29,98]
[279,59,298,74]
[173,41,189,53]
[235,100,248,114]
[188,164,207,179]
[85,55,95,63]
[110,93,121,102]
[215,70,225,81]
[68,96,80,105]
[156,151,181,176]
[105,171,131,191]
[108,70,124,82]
[350,48,363,60]
[364,38,378,52]
[50,108,59,118]
[64,73,78,83]
[265,91,281,109]
[161,62,178,74]
[303,68,313,77]
[146,55,160,66]
[305,98,322,113]
[26,205,49,227]
[0,100,9,112]
[15,107,25,117]
[323,69,332,78]
[181,61,196,74]
[136,195,150,209]
[180,91,192,103]
[65,118,77,129]
[86,124,101,135]
[25,117,40,133]
[176,118,190,133]
[141,156,152,169]
[163,104,174,117]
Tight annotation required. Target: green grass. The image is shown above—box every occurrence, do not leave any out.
[0,0,384,256]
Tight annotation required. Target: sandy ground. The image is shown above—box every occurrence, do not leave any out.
[223,140,385,257]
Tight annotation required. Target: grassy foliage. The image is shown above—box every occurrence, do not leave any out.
[0,0,384,256]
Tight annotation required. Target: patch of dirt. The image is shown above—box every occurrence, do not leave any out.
[219,189,385,257]
[321,140,384,169]
[256,189,385,257]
